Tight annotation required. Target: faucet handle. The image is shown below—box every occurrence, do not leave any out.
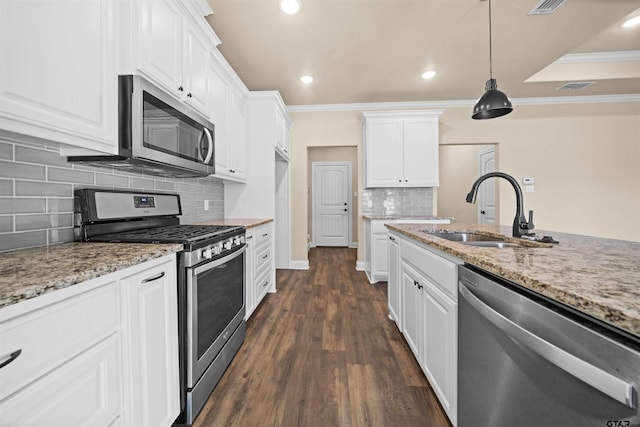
[527,210,535,230]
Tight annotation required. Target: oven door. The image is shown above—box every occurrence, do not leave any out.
[186,245,246,387]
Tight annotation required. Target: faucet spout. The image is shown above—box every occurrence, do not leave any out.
[466,172,534,238]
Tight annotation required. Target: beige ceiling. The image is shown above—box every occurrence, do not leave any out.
[206,0,640,106]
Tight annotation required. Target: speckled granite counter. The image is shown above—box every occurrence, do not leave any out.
[0,242,182,308]
[385,223,640,338]
[196,218,273,228]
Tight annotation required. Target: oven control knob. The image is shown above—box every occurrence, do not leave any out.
[201,248,213,259]
[213,244,222,255]
[224,240,232,250]
[233,237,241,245]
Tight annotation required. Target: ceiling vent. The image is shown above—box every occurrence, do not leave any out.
[528,0,567,15]
[556,82,595,91]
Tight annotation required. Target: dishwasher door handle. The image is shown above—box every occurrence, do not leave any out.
[459,283,636,408]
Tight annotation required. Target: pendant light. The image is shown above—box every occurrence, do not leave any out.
[472,0,513,120]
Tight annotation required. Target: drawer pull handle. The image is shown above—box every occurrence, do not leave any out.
[246,236,253,240]
[262,254,269,259]
[142,272,165,283]
[262,233,269,237]
[0,349,22,369]
[263,281,269,287]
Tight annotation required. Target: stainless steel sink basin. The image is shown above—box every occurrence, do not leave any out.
[423,232,504,242]
[421,231,525,248]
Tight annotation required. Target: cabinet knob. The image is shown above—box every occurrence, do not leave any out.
[398,179,402,182]
[405,179,408,182]
[481,210,486,215]
[187,93,193,98]
[178,86,184,92]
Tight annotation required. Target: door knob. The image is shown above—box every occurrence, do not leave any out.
[344,202,347,205]
[344,208,347,212]
[481,210,486,214]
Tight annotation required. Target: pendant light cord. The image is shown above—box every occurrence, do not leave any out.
[489,0,493,80]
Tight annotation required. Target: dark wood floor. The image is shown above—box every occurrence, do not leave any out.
[193,247,451,427]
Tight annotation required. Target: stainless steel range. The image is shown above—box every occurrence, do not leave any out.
[74,189,246,425]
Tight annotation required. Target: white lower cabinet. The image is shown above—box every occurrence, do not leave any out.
[394,233,461,426]
[363,218,450,283]
[119,256,180,427]
[0,254,179,427]
[245,222,275,319]
[387,234,400,326]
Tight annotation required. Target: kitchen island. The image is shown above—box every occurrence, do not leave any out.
[385,223,640,339]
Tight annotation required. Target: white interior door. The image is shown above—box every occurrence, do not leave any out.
[312,162,351,247]
[478,148,496,224]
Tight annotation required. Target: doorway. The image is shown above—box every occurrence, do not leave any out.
[477,148,496,224]
[437,144,499,224]
[312,162,352,247]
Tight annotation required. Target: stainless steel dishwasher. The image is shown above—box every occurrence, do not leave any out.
[458,265,640,427]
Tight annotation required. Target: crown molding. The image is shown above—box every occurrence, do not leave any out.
[286,94,640,113]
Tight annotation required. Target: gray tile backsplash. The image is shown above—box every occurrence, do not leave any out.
[0,139,225,252]
[362,187,434,216]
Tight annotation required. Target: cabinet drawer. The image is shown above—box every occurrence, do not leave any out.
[0,335,121,426]
[0,281,119,400]
[401,239,457,298]
[253,227,272,247]
[254,243,272,274]
[255,268,272,304]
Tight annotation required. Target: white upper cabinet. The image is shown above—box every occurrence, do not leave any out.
[135,0,217,117]
[274,106,291,161]
[0,0,118,153]
[363,110,443,188]
[227,86,248,181]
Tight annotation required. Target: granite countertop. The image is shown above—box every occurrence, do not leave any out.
[363,215,452,221]
[385,223,640,338]
[196,218,273,228]
[0,242,183,308]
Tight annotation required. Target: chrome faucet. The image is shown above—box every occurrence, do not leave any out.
[465,172,534,238]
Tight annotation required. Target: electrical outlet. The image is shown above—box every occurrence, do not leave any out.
[204,200,209,210]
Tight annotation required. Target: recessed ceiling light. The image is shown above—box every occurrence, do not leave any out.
[300,75,314,84]
[621,15,640,29]
[421,70,437,80]
[280,0,301,15]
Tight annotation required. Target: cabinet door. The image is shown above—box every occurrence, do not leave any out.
[228,87,247,181]
[137,0,183,97]
[0,0,118,153]
[422,280,457,424]
[208,60,230,175]
[403,118,439,186]
[182,23,209,115]
[372,234,389,280]
[365,119,403,187]
[401,262,421,360]
[120,257,180,427]
[388,235,400,327]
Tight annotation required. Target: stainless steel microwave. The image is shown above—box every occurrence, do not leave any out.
[68,75,215,178]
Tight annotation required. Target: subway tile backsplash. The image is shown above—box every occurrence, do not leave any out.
[361,187,434,217]
[0,139,225,252]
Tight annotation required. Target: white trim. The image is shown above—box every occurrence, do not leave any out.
[355,261,366,271]
[554,51,640,64]
[289,260,310,270]
[286,94,640,113]
[349,242,358,249]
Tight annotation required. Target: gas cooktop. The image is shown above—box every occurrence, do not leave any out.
[89,224,244,244]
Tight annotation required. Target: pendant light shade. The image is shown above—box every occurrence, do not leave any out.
[472,78,513,119]
[472,0,513,120]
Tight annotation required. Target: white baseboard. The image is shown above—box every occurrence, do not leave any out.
[289,260,310,270]
[355,261,365,271]
[349,242,358,248]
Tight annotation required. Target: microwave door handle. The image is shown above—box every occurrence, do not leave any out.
[202,128,213,165]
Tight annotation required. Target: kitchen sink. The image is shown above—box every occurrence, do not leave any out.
[421,231,526,248]
[422,232,504,242]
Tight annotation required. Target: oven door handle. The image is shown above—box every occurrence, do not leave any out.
[192,244,246,276]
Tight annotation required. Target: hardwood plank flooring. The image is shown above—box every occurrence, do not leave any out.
[193,247,451,427]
